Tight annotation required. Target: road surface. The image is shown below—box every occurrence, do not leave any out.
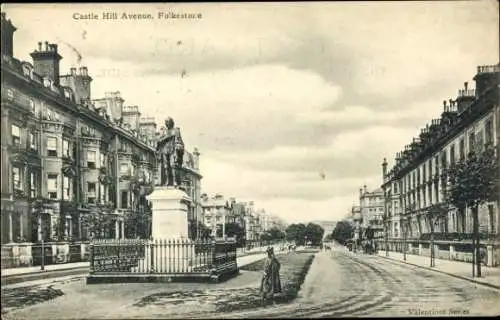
[217,248,500,318]
[3,248,499,318]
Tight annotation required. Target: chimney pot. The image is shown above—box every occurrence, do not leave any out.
[464,82,468,91]
[44,41,49,51]
[70,67,76,75]
[38,42,42,51]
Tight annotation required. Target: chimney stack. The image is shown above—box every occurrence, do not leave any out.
[193,147,200,170]
[1,13,17,57]
[30,40,63,85]
[382,158,388,178]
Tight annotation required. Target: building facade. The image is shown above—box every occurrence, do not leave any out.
[201,193,231,238]
[381,64,499,265]
[1,13,157,249]
[0,13,202,267]
[359,185,385,239]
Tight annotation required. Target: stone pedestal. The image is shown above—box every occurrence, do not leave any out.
[138,187,194,273]
[148,187,191,240]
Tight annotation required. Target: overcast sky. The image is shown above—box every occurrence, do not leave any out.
[3,2,498,224]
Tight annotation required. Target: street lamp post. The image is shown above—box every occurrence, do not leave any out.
[430,217,436,268]
[403,218,407,262]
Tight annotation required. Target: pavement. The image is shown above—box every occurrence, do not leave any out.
[376,250,500,289]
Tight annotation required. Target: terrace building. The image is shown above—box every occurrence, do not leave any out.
[381,64,499,265]
[0,13,202,267]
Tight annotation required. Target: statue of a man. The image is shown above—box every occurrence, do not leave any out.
[156,117,185,187]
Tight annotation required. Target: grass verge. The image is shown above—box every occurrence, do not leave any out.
[216,252,316,312]
[1,285,64,314]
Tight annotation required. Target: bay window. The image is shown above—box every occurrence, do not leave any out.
[87,182,96,204]
[11,124,20,145]
[12,167,22,191]
[30,172,37,198]
[63,176,70,199]
[100,152,106,168]
[63,139,70,157]
[29,131,37,150]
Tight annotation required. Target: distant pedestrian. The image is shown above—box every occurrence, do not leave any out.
[260,246,282,307]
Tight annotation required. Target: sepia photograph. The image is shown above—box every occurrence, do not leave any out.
[0,1,499,318]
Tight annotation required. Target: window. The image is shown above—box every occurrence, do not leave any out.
[63,139,70,157]
[120,163,129,175]
[87,151,96,169]
[87,182,96,204]
[428,184,433,204]
[422,163,427,183]
[63,176,70,199]
[441,151,447,170]
[30,172,37,198]
[12,167,22,190]
[485,118,494,145]
[100,152,106,168]
[47,137,57,157]
[11,124,20,145]
[459,139,465,160]
[476,129,484,151]
[121,191,129,208]
[450,145,456,164]
[99,183,105,203]
[29,99,35,114]
[47,174,58,199]
[29,132,37,150]
[468,131,475,153]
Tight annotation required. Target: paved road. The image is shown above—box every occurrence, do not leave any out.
[219,249,500,318]
[4,248,500,318]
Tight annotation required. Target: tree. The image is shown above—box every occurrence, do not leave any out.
[427,203,448,267]
[285,223,324,246]
[285,223,307,245]
[305,223,325,246]
[331,220,355,245]
[125,176,155,239]
[80,202,115,239]
[224,222,246,246]
[260,227,286,245]
[190,221,213,240]
[446,144,499,277]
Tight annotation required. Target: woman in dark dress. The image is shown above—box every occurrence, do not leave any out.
[260,247,282,307]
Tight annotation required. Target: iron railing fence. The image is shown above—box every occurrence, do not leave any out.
[89,238,238,275]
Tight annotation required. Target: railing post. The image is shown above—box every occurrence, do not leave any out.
[41,239,45,271]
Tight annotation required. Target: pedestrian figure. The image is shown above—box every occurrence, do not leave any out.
[260,247,282,307]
